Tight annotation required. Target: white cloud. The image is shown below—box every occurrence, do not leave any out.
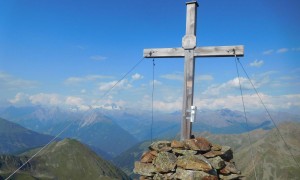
[203,77,255,96]
[9,92,30,104]
[228,77,253,89]
[64,77,83,85]
[153,98,182,112]
[263,47,300,55]
[0,72,38,90]
[161,73,183,81]
[141,92,300,112]
[65,96,83,106]
[99,79,132,91]
[149,80,162,86]
[195,93,300,111]
[292,47,300,51]
[263,49,274,55]
[29,93,62,106]
[131,73,143,81]
[64,75,113,85]
[277,48,288,53]
[9,92,90,111]
[161,73,213,82]
[90,55,107,61]
[196,75,214,81]
[65,96,89,111]
[250,60,264,67]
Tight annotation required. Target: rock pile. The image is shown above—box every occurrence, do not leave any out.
[134,137,242,180]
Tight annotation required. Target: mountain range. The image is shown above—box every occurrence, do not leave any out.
[99,107,300,140]
[0,138,130,180]
[1,105,299,157]
[0,106,138,157]
[0,105,299,179]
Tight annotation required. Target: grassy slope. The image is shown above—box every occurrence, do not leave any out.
[196,122,300,179]
[235,122,300,180]
[0,139,130,180]
[0,117,54,154]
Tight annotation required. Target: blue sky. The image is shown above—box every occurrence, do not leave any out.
[0,0,299,113]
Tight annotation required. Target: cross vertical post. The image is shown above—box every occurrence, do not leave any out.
[181,1,198,140]
[143,1,244,140]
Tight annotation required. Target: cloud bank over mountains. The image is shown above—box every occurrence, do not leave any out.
[5,72,300,114]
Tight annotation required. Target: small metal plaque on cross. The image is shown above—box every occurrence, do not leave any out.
[143,1,244,140]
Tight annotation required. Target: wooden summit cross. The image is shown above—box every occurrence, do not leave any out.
[143,1,244,140]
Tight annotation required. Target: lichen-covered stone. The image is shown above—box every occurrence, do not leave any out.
[172,149,197,156]
[223,161,240,174]
[153,152,177,173]
[208,156,225,170]
[220,166,231,175]
[149,141,172,152]
[134,137,241,179]
[139,176,153,180]
[171,140,185,149]
[173,168,218,180]
[150,150,158,157]
[202,176,219,180]
[177,154,212,172]
[219,173,243,180]
[153,173,164,180]
[211,144,222,151]
[203,150,223,158]
[141,151,156,163]
[153,172,174,180]
[134,161,156,176]
[184,137,211,152]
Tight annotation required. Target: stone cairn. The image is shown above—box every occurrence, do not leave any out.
[134,137,242,180]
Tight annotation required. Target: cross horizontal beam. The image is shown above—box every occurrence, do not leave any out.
[144,45,244,58]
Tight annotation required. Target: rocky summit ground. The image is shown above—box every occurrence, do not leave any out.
[134,137,242,180]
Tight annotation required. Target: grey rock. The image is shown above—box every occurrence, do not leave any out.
[153,152,177,173]
[177,154,212,172]
[208,156,225,170]
[173,168,218,180]
[149,141,172,152]
[219,173,242,180]
[172,149,197,156]
[134,161,156,177]
[184,137,211,152]
[224,161,240,174]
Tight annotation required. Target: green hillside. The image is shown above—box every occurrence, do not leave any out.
[235,122,300,179]
[113,141,151,177]
[0,117,54,154]
[197,122,300,179]
[0,139,130,180]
